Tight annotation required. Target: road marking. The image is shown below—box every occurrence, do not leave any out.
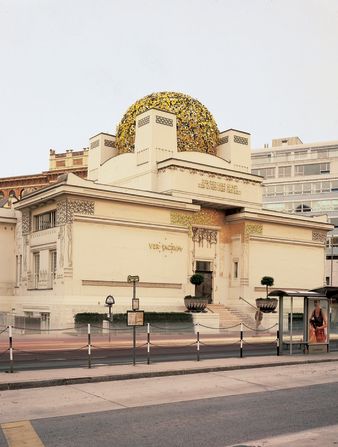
[1,420,45,447]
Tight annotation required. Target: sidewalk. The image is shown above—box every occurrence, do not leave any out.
[1,352,338,391]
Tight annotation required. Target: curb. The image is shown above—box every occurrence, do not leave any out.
[1,356,337,391]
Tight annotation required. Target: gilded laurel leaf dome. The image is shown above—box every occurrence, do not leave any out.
[115,92,219,155]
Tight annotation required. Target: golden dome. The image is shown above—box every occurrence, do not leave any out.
[115,91,219,155]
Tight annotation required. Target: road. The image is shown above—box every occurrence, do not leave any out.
[0,362,338,446]
[0,342,277,371]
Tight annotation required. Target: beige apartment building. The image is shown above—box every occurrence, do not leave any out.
[252,136,338,285]
[0,92,332,328]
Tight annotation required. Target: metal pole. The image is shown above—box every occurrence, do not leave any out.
[331,236,334,286]
[276,329,280,356]
[290,297,293,355]
[133,326,136,366]
[88,323,91,369]
[108,305,112,343]
[147,323,150,365]
[9,325,13,373]
[196,323,200,362]
[240,322,243,358]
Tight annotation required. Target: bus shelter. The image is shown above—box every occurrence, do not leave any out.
[268,289,329,355]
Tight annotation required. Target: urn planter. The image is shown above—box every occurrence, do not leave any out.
[256,298,278,313]
[184,296,208,313]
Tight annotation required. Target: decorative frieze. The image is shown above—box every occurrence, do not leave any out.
[218,135,229,145]
[138,116,150,128]
[104,139,115,148]
[155,115,173,127]
[312,231,326,243]
[234,135,248,145]
[56,199,95,225]
[192,227,217,247]
[244,223,263,241]
[21,210,31,234]
[90,140,100,149]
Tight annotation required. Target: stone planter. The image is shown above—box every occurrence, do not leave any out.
[256,298,278,313]
[184,296,208,313]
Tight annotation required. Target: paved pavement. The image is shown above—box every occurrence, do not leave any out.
[1,352,338,390]
[0,362,337,446]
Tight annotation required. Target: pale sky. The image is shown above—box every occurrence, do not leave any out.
[1,0,338,177]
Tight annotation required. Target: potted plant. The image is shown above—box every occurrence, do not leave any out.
[256,276,278,313]
[184,274,208,312]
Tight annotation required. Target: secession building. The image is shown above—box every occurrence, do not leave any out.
[0,92,332,328]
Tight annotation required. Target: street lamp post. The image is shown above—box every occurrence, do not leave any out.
[105,295,115,342]
[127,275,140,365]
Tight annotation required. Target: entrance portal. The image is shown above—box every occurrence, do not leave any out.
[195,261,213,304]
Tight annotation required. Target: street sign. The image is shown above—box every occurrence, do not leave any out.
[127,275,140,283]
[132,298,140,311]
[127,310,144,326]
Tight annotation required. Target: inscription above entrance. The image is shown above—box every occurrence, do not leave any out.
[198,179,241,195]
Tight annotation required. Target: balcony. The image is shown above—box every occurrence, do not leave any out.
[27,271,55,290]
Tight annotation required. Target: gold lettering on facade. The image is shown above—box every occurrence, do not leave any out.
[148,242,183,253]
[198,179,241,195]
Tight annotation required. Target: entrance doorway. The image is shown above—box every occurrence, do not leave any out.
[195,261,213,304]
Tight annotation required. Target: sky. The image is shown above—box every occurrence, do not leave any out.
[0,0,338,177]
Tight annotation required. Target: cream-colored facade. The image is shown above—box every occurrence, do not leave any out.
[0,93,332,328]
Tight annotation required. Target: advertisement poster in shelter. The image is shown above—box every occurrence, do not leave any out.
[308,299,328,344]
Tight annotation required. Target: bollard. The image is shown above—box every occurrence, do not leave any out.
[240,323,243,358]
[276,329,280,356]
[196,323,200,362]
[9,325,13,373]
[147,323,150,365]
[88,323,92,369]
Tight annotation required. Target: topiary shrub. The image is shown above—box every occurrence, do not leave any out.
[190,273,204,285]
[261,276,274,298]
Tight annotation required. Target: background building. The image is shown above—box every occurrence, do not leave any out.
[0,148,88,208]
[251,137,338,285]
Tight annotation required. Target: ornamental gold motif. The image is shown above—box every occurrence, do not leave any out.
[115,92,219,155]
[244,223,263,241]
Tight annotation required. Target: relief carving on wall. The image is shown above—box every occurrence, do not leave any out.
[22,210,31,234]
[56,199,95,225]
[192,227,217,247]
[312,231,326,243]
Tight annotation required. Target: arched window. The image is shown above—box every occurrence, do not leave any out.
[295,203,312,213]
[0,190,4,200]
[20,189,26,199]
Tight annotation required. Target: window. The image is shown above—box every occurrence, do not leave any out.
[294,184,302,195]
[251,168,275,179]
[34,210,56,231]
[302,183,311,193]
[234,261,239,279]
[266,186,275,197]
[295,203,311,213]
[275,185,284,196]
[295,163,330,176]
[56,160,66,167]
[286,184,293,195]
[73,158,82,165]
[294,151,307,160]
[278,166,291,177]
[331,180,338,191]
[50,250,57,281]
[195,261,211,272]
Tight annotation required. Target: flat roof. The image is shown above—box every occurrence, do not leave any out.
[268,289,326,298]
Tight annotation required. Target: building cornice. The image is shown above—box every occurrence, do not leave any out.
[157,159,261,183]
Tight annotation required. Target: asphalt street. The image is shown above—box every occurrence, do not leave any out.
[28,382,338,446]
[1,362,338,446]
[0,343,277,372]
